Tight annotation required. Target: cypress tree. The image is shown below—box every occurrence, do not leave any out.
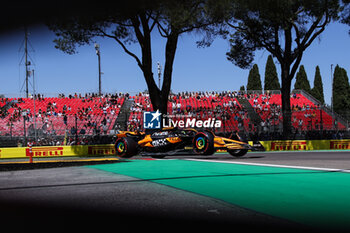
[294,65,311,93]
[310,66,325,104]
[246,64,262,91]
[333,65,350,115]
[264,55,280,90]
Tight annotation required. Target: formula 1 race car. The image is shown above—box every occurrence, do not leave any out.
[114,127,264,158]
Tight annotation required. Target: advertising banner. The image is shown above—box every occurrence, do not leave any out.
[0,144,116,159]
[260,139,350,151]
[0,140,350,159]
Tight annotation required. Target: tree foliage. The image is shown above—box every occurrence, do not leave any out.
[341,0,350,33]
[310,66,325,104]
[333,65,350,115]
[264,55,280,90]
[47,0,212,114]
[246,64,262,91]
[294,65,311,93]
[207,0,344,138]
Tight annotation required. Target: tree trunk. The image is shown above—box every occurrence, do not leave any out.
[281,64,292,139]
[161,33,179,113]
[141,32,179,124]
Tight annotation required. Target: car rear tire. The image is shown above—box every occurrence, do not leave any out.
[193,131,215,155]
[115,137,138,158]
[228,149,248,157]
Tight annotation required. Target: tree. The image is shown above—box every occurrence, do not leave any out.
[341,1,350,31]
[210,0,343,138]
[333,65,350,116]
[310,66,325,104]
[264,55,280,90]
[294,65,311,93]
[47,0,212,115]
[246,64,262,91]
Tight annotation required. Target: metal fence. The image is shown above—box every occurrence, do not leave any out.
[1,109,349,147]
[126,109,350,140]
[0,114,118,147]
[1,89,350,147]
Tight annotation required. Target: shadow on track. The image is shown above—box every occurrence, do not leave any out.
[0,168,344,192]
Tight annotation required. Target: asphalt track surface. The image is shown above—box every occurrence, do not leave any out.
[1,151,350,232]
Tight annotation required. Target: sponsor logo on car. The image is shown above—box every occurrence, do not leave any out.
[151,139,168,147]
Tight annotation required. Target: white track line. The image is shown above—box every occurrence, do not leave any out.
[185,159,350,173]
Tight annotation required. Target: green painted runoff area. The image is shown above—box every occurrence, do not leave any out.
[88,159,350,230]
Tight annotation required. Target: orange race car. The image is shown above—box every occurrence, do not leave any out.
[114,127,264,158]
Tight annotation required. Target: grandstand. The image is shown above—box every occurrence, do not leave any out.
[128,90,346,135]
[0,93,125,145]
[0,90,348,147]
[247,91,346,131]
[128,92,252,132]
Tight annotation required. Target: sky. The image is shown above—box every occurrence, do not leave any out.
[0,21,350,106]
